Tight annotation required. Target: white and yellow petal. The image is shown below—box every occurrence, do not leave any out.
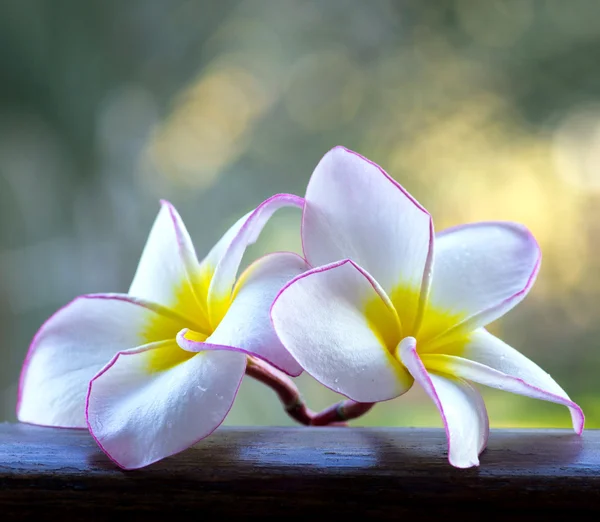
[17,294,184,428]
[129,200,210,333]
[398,337,489,468]
[271,259,412,402]
[423,329,584,433]
[86,344,246,470]
[302,146,433,333]
[420,222,541,348]
[180,252,309,376]
[206,194,303,328]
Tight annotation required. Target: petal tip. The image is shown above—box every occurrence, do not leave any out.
[85,353,130,469]
[271,259,410,401]
[328,145,355,158]
[176,328,195,352]
[270,258,353,315]
[449,456,480,469]
[16,294,87,420]
[85,348,244,470]
[16,337,40,418]
[158,199,179,218]
[572,404,585,436]
[263,192,304,208]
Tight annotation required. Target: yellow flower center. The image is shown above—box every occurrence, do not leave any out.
[365,284,469,366]
[142,264,231,372]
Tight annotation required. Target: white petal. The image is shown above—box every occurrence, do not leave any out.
[398,337,489,468]
[17,294,184,428]
[129,200,210,332]
[271,259,412,402]
[86,343,246,469]
[181,252,309,376]
[422,329,584,434]
[302,146,433,332]
[207,194,303,327]
[421,222,540,346]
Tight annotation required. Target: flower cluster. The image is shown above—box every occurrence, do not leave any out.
[17,147,583,469]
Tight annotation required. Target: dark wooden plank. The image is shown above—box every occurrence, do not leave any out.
[1,423,599,519]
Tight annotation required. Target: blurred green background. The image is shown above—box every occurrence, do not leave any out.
[2,0,600,430]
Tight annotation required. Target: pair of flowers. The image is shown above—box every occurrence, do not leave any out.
[17,147,583,470]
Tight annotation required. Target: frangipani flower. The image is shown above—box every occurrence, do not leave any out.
[18,196,308,469]
[271,147,584,468]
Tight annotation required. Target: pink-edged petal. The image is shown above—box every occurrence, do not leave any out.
[180,252,309,376]
[398,337,489,468]
[17,294,184,428]
[271,259,411,402]
[86,342,246,470]
[421,222,540,346]
[129,200,210,332]
[423,328,584,434]
[302,146,433,332]
[207,194,303,327]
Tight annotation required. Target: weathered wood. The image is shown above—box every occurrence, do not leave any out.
[1,423,599,519]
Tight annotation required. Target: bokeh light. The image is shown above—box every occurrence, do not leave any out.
[2,0,600,430]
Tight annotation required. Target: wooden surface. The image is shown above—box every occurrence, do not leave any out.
[1,423,599,519]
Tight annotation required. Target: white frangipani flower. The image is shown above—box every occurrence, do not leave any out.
[18,196,308,469]
[271,147,584,468]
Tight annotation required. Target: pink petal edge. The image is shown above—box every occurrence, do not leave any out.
[300,146,435,332]
[269,257,400,345]
[16,292,184,422]
[233,250,309,295]
[438,222,542,307]
[398,337,489,467]
[84,344,245,470]
[16,297,77,421]
[221,250,308,376]
[176,329,302,377]
[429,221,541,343]
[159,199,199,266]
[269,257,406,401]
[428,354,584,435]
[504,373,584,435]
[208,193,304,308]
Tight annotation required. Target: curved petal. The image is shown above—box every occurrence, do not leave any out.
[180,252,309,376]
[421,222,541,347]
[207,194,304,328]
[423,329,584,434]
[129,200,210,333]
[86,343,246,470]
[271,259,411,402]
[398,337,489,468]
[302,146,433,332]
[17,294,184,428]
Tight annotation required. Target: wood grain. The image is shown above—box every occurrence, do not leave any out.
[1,423,599,519]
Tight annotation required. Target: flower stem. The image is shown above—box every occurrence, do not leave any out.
[245,357,314,425]
[245,357,374,427]
[310,400,374,426]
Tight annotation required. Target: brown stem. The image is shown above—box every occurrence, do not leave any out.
[311,400,375,426]
[245,357,373,427]
[245,357,314,426]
